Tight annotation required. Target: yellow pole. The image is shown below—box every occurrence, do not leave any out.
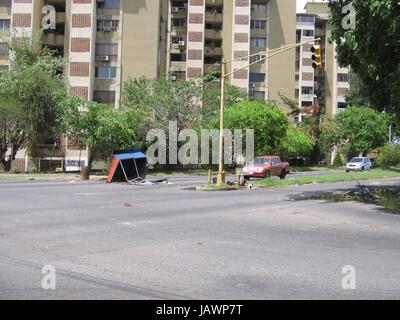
[217,58,225,186]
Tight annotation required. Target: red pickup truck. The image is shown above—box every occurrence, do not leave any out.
[242,156,289,180]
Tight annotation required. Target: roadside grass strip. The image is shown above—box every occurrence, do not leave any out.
[253,169,400,187]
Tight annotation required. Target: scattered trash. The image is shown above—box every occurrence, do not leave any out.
[123,202,133,207]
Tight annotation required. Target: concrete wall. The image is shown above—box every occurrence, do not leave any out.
[267,0,296,102]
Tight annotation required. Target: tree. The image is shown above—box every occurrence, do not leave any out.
[376,144,400,169]
[0,35,65,170]
[278,127,314,159]
[332,153,345,167]
[121,77,202,134]
[334,106,388,158]
[58,93,140,178]
[120,75,246,136]
[319,119,344,156]
[212,100,288,156]
[329,0,400,114]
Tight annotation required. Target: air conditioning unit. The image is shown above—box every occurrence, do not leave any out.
[100,55,110,62]
[170,76,177,81]
[178,41,185,46]
[172,7,179,13]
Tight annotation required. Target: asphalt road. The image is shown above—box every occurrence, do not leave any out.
[1,174,400,300]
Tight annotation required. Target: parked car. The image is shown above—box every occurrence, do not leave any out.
[345,157,373,172]
[242,156,289,180]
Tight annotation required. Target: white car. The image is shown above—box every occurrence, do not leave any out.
[346,157,373,172]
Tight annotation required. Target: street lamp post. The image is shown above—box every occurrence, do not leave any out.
[216,58,226,185]
[215,38,320,186]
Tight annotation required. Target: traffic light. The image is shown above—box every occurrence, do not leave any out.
[311,44,322,69]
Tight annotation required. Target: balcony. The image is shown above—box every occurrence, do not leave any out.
[205,12,223,23]
[206,0,223,5]
[170,61,186,69]
[204,46,222,56]
[42,33,65,47]
[205,29,222,40]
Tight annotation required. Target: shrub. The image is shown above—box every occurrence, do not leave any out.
[376,144,400,169]
[333,153,345,167]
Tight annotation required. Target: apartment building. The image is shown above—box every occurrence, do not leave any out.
[0,0,11,68]
[1,0,298,171]
[168,0,297,102]
[1,0,169,171]
[295,1,350,121]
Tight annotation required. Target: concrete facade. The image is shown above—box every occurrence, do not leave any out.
[295,2,350,122]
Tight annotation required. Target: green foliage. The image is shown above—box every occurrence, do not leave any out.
[376,144,400,169]
[0,34,66,163]
[334,106,388,157]
[278,127,314,159]
[121,77,202,133]
[212,100,288,156]
[319,120,343,155]
[329,0,400,112]
[57,93,140,166]
[332,153,345,167]
[120,75,245,136]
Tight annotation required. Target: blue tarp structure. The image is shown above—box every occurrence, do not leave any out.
[107,149,148,183]
[113,152,147,161]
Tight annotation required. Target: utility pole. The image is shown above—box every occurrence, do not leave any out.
[216,58,226,185]
[215,38,320,186]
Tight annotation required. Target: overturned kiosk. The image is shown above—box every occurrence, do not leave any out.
[107,149,148,183]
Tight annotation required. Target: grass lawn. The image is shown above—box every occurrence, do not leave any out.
[253,168,400,187]
[289,166,341,172]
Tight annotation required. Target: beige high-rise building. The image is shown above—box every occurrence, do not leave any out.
[0,0,11,68]
[295,1,350,122]
[168,0,296,102]
[3,0,344,171]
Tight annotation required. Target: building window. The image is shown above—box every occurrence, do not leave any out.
[301,101,313,107]
[172,18,186,27]
[250,37,266,47]
[171,36,185,44]
[170,71,186,80]
[97,0,120,9]
[95,67,117,79]
[301,86,313,95]
[297,15,315,24]
[251,20,266,29]
[0,42,8,55]
[252,91,265,100]
[97,19,119,32]
[295,89,299,98]
[170,53,186,62]
[337,73,349,82]
[250,54,266,64]
[249,72,266,83]
[93,91,116,104]
[0,0,11,7]
[0,19,10,31]
[303,29,314,37]
[96,43,118,56]
[251,4,267,12]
